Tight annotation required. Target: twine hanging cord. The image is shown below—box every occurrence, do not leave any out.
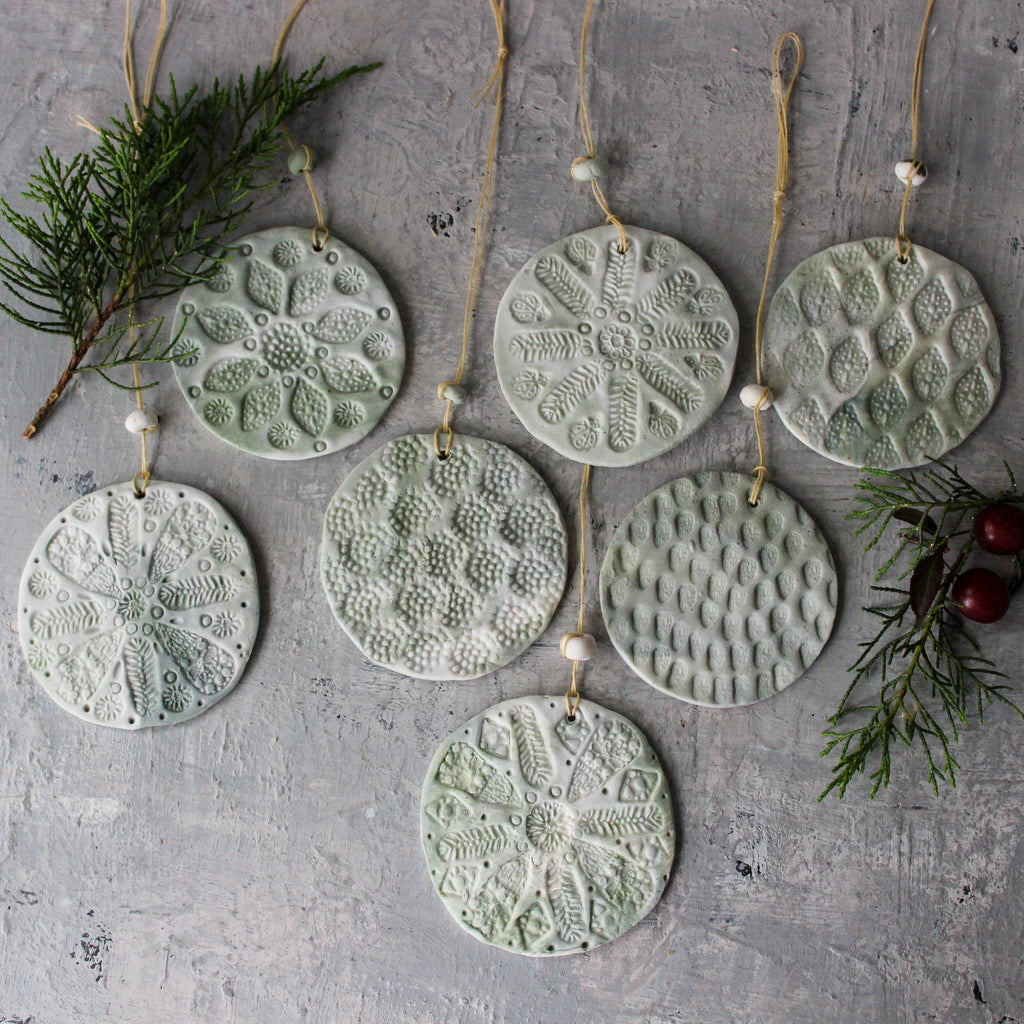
[573,0,628,253]
[896,0,936,262]
[273,0,330,250]
[434,0,509,460]
[561,463,592,721]
[747,31,802,508]
[123,0,170,497]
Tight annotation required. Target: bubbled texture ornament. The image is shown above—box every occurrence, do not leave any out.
[600,471,837,707]
[763,237,1000,469]
[320,434,568,680]
[173,227,404,459]
[18,481,259,728]
[421,696,674,956]
[494,225,738,466]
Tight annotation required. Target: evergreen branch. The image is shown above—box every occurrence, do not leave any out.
[820,462,1024,799]
[0,59,380,437]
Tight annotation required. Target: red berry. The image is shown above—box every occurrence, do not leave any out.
[950,567,1011,623]
[974,503,1024,555]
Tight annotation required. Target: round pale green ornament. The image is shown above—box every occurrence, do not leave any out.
[600,470,837,707]
[172,226,404,459]
[18,481,259,728]
[763,237,1000,469]
[421,695,675,956]
[493,224,738,467]
[321,433,567,680]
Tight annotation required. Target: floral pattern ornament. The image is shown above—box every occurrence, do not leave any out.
[18,481,259,729]
[494,224,739,466]
[320,433,568,680]
[172,226,405,460]
[421,696,675,956]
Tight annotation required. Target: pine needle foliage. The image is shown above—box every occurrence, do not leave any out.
[0,59,379,436]
[820,462,1024,800]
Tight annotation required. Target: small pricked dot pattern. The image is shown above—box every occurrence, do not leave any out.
[763,237,1000,469]
[320,434,568,680]
[600,471,837,707]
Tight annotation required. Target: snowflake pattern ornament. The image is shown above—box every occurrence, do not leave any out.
[421,696,674,955]
[321,434,568,680]
[494,224,738,466]
[600,471,837,707]
[18,481,259,728]
[173,226,404,459]
[763,237,1000,469]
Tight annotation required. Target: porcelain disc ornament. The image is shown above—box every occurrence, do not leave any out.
[173,227,404,459]
[763,237,1000,469]
[494,224,739,467]
[18,481,259,729]
[321,434,568,680]
[600,471,837,707]
[421,695,675,956]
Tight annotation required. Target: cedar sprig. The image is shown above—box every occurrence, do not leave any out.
[0,58,380,437]
[820,461,1024,800]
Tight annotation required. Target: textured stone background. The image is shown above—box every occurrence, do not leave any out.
[1,1,1023,1022]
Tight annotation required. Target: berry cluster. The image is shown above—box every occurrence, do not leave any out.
[952,504,1024,623]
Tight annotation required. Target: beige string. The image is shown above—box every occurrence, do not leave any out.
[748,32,802,508]
[434,0,508,460]
[273,0,330,250]
[561,463,592,720]
[123,0,169,496]
[574,0,628,253]
[896,0,936,262]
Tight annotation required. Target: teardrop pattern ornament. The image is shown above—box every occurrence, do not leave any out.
[763,238,1000,468]
[421,696,674,956]
[494,225,738,466]
[173,227,404,460]
[18,481,259,728]
[600,471,837,707]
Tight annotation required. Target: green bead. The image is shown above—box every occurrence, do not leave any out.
[287,146,313,175]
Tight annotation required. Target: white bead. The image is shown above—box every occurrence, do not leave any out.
[561,633,596,661]
[288,146,314,175]
[895,160,927,186]
[571,156,608,182]
[125,408,158,433]
[439,383,467,405]
[740,384,773,410]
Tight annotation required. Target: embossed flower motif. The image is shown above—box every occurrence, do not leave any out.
[334,266,367,295]
[162,676,192,713]
[209,534,243,564]
[93,694,123,723]
[28,495,243,722]
[362,331,394,361]
[426,703,670,953]
[143,490,174,517]
[27,570,58,599]
[272,238,304,268]
[212,611,242,638]
[204,398,234,426]
[508,235,731,455]
[267,421,300,449]
[333,401,364,428]
[206,263,235,292]
[72,495,101,521]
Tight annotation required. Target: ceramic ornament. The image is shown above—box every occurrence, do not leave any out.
[320,433,568,680]
[763,238,1000,470]
[18,481,259,728]
[421,695,675,956]
[494,224,739,467]
[600,470,837,707]
[172,226,404,459]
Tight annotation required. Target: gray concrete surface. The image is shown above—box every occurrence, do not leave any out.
[1,1,1023,1021]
